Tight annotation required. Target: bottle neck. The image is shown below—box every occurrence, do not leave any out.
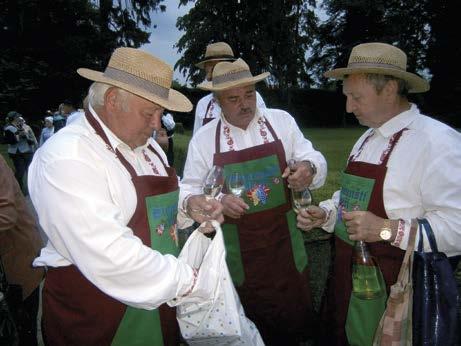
[354,240,375,265]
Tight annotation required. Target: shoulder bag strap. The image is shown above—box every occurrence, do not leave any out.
[417,218,439,253]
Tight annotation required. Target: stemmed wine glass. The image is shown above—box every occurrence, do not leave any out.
[227,172,245,197]
[291,188,313,212]
[288,159,313,212]
[203,165,224,200]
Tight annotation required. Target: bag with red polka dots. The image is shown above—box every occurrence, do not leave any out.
[172,221,265,345]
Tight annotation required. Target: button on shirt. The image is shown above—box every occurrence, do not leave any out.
[181,107,327,213]
[193,92,267,135]
[320,104,461,257]
[29,106,199,309]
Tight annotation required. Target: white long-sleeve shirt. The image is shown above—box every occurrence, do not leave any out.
[180,107,327,212]
[29,105,206,310]
[193,92,266,135]
[320,104,461,257]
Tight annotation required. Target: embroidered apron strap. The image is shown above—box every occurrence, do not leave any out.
[348,130,375,163]
[263,117,279,141]
[204,98,214,119]
[380,128,407,166]
[148,144,169,168]
[85,110,138,179]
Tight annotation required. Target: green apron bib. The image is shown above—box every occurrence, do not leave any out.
[111,190,179,346]
[335,172,387,346]
[221,154,307,286]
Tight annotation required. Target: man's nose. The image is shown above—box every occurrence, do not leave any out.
[346,97,355,113]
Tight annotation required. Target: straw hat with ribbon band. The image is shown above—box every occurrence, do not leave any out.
[324,42,429,93]
[77,47,192,112]
[195,42,236,69]
[198,58,269,91]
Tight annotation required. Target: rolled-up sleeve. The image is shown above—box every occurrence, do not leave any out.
[283,114,327,189]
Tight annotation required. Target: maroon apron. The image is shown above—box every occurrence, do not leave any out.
[41,112,180,345]
[213,119,315,345]
[323,129,407,345]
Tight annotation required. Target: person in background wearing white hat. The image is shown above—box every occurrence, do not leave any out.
[39,116,54,146]
[298,42,461,345]
[180,58,327,344]
[28,47,223,345]
[192,41,267,135]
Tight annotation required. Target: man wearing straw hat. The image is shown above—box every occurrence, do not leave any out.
[28,47,223,345]
[297,42,461,345]
[192,42,266,135]
[180,58,327,344]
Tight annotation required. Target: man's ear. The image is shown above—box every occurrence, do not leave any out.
[384,79,398,97]
[104,87,119,111]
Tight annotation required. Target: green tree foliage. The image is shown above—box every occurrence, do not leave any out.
[307,0,461,126]
[307,0,430,88]
[0,0,165,118]
[423,0,461,126]
[176,0,318,88]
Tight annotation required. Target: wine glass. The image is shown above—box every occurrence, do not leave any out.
[291,187,313,213]
[203,165,224,200]
[287,159,313,212]
[227,172,245,197]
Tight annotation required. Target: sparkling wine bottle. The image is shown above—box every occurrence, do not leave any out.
[351,241,385,299]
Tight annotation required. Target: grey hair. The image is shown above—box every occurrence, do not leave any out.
[88,82,131,112]
[364,74,409,97]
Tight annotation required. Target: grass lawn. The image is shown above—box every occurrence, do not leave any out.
[0,127,366,311]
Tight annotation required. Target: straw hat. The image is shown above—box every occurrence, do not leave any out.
[195,42,236,69]
[198,58,269,91]
[77,47,192,112]
[324,42,429,93]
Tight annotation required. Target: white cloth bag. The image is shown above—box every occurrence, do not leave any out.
[169,221,265,346]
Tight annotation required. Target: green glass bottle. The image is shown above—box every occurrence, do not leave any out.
[351,241,385,299]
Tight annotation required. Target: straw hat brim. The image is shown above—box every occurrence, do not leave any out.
[324,67,429,93]
[77,68,193,112]
[195,57,236,69]
[198,72,270,91]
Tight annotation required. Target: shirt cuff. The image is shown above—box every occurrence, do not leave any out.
[392,218,412,251]
[319,199,337,233]
[391,219,406,247]
[308,159,327,190]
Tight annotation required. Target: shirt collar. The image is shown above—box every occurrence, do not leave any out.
[220,107,264,131]
[88,104,148,152]
[376,103,419,138]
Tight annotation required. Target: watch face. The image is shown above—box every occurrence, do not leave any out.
[380,229,392,241]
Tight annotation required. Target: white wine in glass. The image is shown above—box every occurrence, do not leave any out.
[203,165,224,200]
[227,172,245,197]
[292,188,313,212]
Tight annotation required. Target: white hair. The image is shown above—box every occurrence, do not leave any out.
[88,82,112,109]
[88,82,131,112]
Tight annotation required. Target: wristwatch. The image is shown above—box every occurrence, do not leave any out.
[379,219,392,241]
[303,160,317,176]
